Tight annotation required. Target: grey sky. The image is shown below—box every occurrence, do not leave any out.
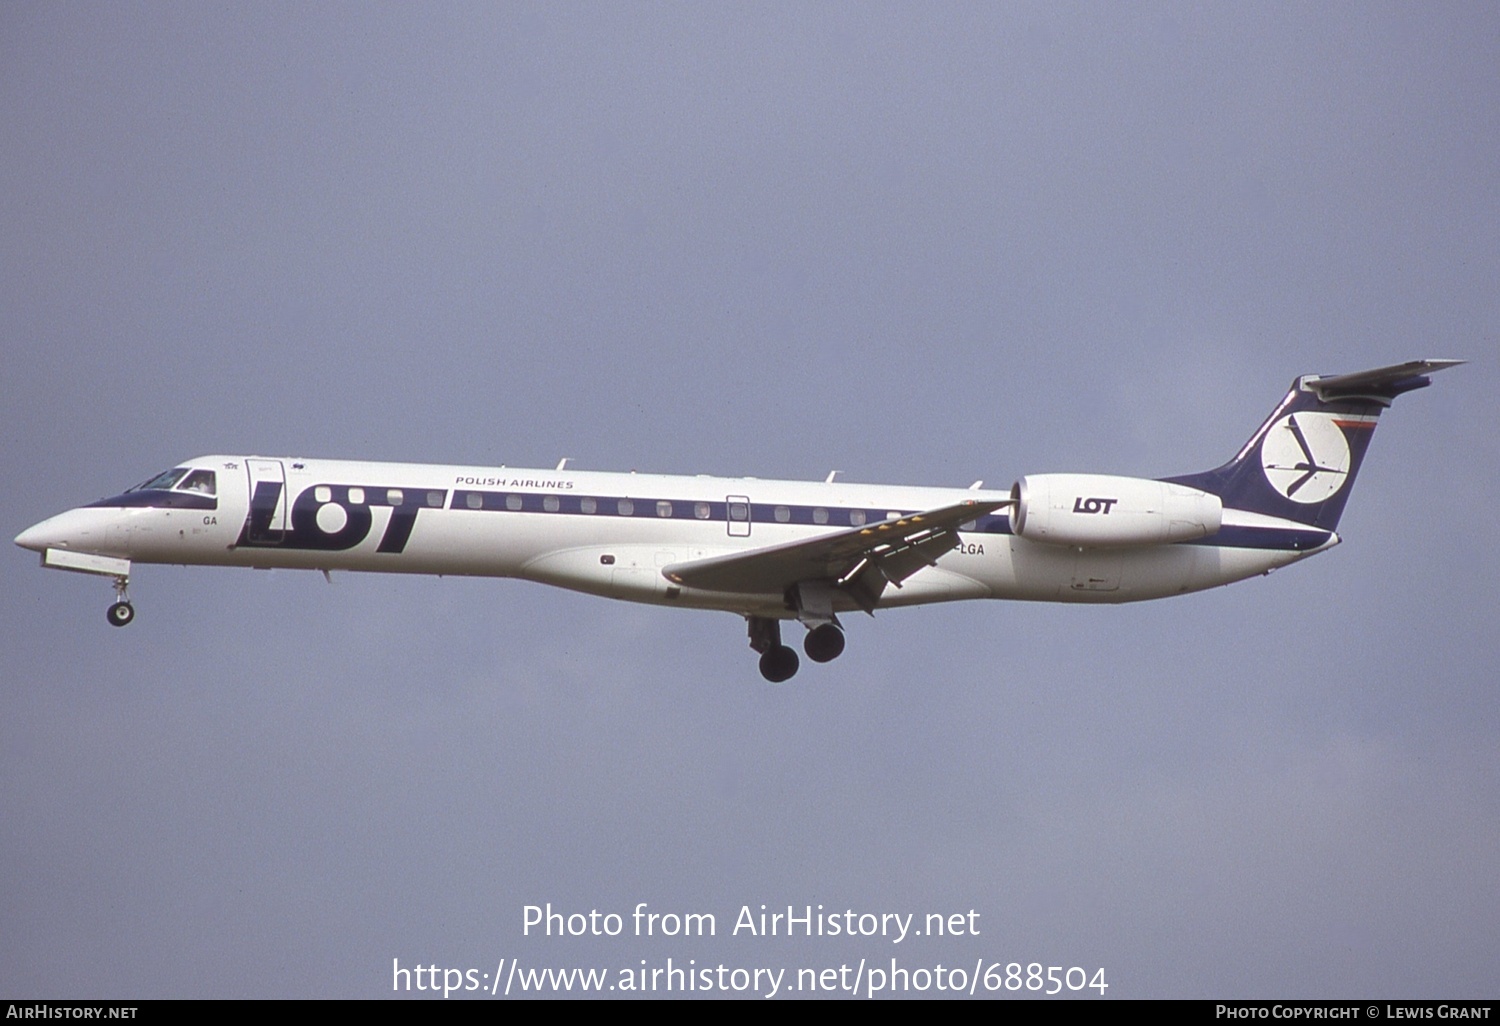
[3,3,1496,998]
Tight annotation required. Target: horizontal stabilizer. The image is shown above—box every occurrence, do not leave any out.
[1307,359,1464,401]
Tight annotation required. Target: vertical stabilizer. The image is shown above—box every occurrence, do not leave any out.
[1166,360,1461,531]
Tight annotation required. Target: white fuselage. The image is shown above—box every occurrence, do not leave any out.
[16,454,1333,621]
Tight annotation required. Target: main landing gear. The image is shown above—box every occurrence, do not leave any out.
[106,575,135,627]
[747,615,846,682]
[803,622,845,663]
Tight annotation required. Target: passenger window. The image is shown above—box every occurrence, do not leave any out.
[694,502,711,519]
[348,487,365,504]
[813,507,828,525]
[728,502,748,521]
[961,520,977,532]
[774,505,791,523]
[466,493,482,509]
[506,494,523,511]
[618,498,634,516]
[388,489,403,506]
[427,491,444,508]
[543,496,560,513]
[656,501,672,518]
[580,497,598,514]
[315,486,332,503]
[849,509,866,527]
[178,470,216,496]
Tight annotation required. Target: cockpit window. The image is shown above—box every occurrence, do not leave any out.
[178,470,216,496]
[128,468,188,492]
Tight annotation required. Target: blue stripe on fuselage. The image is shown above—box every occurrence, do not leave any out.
[449,492,1325,552]
[1183,523,1333,551]
[82,484,1325,553]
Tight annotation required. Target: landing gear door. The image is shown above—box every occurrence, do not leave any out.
[245,459,288,543]
[727,495,751,537]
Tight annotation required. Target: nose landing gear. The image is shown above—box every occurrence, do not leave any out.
[106,575,135,627]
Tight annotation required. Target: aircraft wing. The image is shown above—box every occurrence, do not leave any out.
[662,498,1009,612]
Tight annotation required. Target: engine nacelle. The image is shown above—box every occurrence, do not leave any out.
[1009,474,1221,547]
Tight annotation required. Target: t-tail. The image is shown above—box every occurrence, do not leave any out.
[1166,359,1463,531]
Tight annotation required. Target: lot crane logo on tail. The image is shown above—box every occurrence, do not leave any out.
[1259,411,1361,503]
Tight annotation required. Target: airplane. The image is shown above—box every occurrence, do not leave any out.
[15,359,1460,682]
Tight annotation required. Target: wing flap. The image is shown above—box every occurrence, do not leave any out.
[662,498,1009,597]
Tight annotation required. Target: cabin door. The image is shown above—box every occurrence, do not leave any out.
[244,459,288,543]
[726,495,751,537]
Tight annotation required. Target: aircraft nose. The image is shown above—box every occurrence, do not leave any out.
[15,517,61,552]
[14,511,87,553]
[15,506,127,555]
